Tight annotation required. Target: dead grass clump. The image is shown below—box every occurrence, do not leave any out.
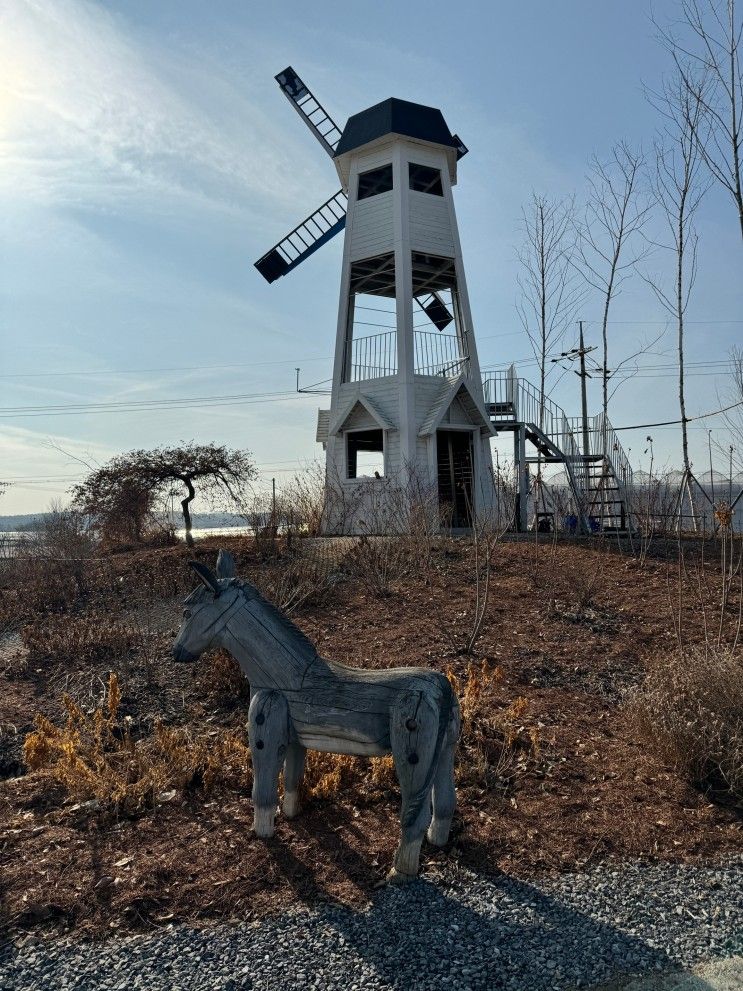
[24,673,251,813]
[448,661,540,790]
[627,645,743,804]
[300,752,396,802]
[21,615,140,664]
[196,649,250,704]
[533,544,607,623]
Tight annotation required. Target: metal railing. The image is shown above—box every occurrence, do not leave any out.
[566,414,634,491]
[348,330,468,382]
[349,331,397,381]
[414,331,467,377]
[481,369,642,529]
[482,369,584,458]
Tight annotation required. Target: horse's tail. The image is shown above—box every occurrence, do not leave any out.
[402,674,456,830]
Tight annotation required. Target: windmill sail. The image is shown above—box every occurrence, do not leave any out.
[254,190,348,283]
[275,67,342,157]
[415,291,454,331]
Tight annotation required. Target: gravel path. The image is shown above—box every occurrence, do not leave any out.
[2,858,742,991]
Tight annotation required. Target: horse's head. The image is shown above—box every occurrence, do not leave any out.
[172,549,242,662]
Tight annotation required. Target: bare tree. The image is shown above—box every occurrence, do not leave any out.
[656,0,743,243]
[516,193,584,426]
[577,143,653,439]
[644,74,710,474]
[71,443,256,548]
[723,345,743,473]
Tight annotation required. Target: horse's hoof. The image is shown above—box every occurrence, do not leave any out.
[384,867,417,886]
[426,818,452,847]
[253,806,276,838]
[283,791,300,819]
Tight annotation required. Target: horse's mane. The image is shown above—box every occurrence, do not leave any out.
[238,581,319,663]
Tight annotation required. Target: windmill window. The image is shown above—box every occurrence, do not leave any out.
[347,429,384,479]
[357,164,393,200]
[409,163,443,196]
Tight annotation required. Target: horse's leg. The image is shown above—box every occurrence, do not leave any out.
[283,741,306,819]
[248,689,288,838]
[427,704,461,847]
[388,692,439,882]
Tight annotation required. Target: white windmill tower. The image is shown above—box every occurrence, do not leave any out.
[255,68,495,532]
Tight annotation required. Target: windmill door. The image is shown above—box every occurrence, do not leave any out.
[437,430,474,528]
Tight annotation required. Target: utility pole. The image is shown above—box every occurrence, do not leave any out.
[550,321,596,456]
[578,321,591,457]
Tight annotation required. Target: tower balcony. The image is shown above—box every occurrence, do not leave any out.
[348,329,469,382]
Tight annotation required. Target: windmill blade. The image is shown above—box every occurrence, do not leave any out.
[255,190,348,283]
[451,134,468,160]
[275,67,342,158]
[415,291,454,331]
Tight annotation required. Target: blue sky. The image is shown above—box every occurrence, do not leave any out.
[1,0,741,514]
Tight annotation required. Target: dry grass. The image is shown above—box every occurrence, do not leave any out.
[21,615,140,664]
[20,656,540,816]
[448,661,540,789]
[24,673,252,814]
[627,645,743,804]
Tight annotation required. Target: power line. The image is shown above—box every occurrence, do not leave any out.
[613,399,743,431]
[0,356,332,380]
[0,389,313,418]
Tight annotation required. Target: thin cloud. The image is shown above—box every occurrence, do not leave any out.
[0,0,328,214]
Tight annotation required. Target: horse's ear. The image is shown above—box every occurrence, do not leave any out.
[189,560,221,596]
[215,549,236,580]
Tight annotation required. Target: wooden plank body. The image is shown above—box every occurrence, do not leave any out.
[282,662,447,756]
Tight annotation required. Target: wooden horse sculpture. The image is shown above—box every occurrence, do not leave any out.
[172,550,461,881]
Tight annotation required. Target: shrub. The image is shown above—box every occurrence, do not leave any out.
[343,535,417,597]
[0,507,95,615]
[627,646,743,803]
[258,548,342,615]
[24,674,252,813]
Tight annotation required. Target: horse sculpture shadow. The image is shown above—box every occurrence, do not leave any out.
[317,869,720,991]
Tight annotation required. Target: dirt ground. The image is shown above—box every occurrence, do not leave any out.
[1,535,741,936]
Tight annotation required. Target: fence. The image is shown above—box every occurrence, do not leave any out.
[348,330,468,382]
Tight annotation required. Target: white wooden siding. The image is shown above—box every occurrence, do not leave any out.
[409,190,455,255]
[343,403,378,432]
[443,395,473,426]
[336,381,399,429]
[350,191,394,261]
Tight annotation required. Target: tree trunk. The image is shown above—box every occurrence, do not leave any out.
[728,0,743,243]
[677,197,691,476]
[180,476,196,549]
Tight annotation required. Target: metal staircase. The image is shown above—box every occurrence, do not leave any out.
[481,367,634,534]
[255,190,348,283]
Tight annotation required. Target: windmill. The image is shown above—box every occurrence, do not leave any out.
[255,68,495,532]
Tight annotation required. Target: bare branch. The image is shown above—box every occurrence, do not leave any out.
[653,0,743,242]
[575,142,653,439]
[516,193,586,438]
[643,69,710,474]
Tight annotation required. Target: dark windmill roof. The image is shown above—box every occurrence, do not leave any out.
[334,97,460,157]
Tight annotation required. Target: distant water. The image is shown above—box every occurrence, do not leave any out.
[0,526,250,557]
[175,525,249,540]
